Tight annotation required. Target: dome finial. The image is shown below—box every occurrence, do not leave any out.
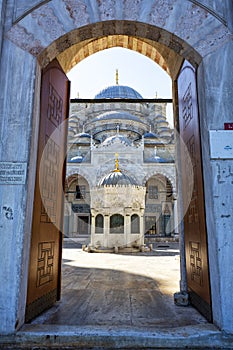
[116,69,119,85]
[114,152,120,172]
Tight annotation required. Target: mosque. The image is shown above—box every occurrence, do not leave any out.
[65,72,177,251]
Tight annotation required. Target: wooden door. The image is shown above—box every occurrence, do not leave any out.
[177,60,212,321]
[25,59,70,322]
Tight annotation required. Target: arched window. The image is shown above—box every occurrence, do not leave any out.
[162,203,171,236]
[95,214,104,234]
[131,214,140,234]
[110,214,124,234]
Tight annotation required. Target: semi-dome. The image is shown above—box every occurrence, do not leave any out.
[102,134,132,146]
[94,85,143,99]
[92,111,143,124]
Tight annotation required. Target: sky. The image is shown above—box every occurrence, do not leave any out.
[67,47,173,124]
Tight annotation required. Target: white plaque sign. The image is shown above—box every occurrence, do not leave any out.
[0,162,27,184]
[209,130,233,159]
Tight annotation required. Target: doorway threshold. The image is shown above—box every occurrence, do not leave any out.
[2,323,232,349]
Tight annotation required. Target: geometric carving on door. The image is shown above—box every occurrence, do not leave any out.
[40,137,60,223]
[36,241,55,287]
[182,83,193,129]
[190,241,203,286]
[186,135,199,224]
[48,83,63,129]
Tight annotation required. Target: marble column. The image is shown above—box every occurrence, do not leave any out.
[173,199,179,234]
[90,214,95,246]
[140,214,144,245]
[125,214,131,247]
[104,215,110,247]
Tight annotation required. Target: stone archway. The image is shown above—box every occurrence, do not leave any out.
[1,0,233,335]
[65,173,91,240]
[144,173,176,237]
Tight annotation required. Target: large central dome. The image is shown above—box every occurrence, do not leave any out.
[94,85,143,99]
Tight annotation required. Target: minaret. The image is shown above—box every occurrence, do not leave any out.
[116,69,119,85]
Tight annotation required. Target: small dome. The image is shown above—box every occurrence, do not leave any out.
[73,132,91,144]
[99,170,137,186]
[75,132,91,138]
[143,131,163,145]
[95,85,143,99]
[70,155,83,163]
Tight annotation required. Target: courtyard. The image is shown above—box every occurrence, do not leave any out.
[2,240,230,349]
[30,240,207,328]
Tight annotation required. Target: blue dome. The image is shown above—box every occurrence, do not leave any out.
[95,85,143,99]
[75,132,91,138]
[144,132,159,139]
[99,170,137,186]
[70,155,83,163]
[143,132,163,144]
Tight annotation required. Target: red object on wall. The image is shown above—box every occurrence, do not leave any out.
[224,123,233,130]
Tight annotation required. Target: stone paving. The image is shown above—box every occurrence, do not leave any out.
[2,240,233,348]
[30,240,207,328]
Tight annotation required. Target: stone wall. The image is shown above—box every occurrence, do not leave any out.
[198,40,233,333]
[0,39,37,333]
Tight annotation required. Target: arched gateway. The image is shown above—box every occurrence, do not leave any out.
[0,0,233,338]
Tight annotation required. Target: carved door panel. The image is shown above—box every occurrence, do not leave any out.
[177,61,212,321]
[26,59,70,322]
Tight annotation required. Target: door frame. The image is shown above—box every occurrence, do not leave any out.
[25,58,212,325]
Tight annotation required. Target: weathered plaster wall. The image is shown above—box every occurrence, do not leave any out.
[13,0,50,22]
[226,0,233,31]
[0,39,37,333]
[198,40,233,332]
[191,0,225,20]
[6,0,232,68]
